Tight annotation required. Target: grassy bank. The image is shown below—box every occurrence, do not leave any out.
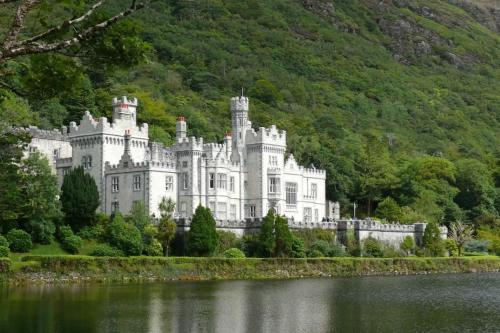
[1,255,499,284]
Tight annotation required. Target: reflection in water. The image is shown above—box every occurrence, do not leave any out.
[1,273,500,333]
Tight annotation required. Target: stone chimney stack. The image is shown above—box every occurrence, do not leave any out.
[176,116,187,140]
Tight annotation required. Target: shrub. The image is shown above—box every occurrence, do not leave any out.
[400,236,415,256]
[62,235,82,254]
[0,235,8,248]
[0,246,9,257]
[239,234,260,257]
[464,240,489,253]
[290,236,306,258]
[307,240,344,257]
[6,229,32,252]
[29,218,56,244]
[188,206,218,256]
[381,245,404,258]
[363,237,383,258]
[217,230,237,253]
[77,224,105,240]
[90,244,124,257]
[143,239,163,256]
[224,248,246,258]
[106,213,143,256]
[444,239,459,256]
[308,249,324,258]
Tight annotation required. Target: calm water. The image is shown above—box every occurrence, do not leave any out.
[1,273,500,333]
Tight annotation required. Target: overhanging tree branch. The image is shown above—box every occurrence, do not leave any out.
[0,0,148,63]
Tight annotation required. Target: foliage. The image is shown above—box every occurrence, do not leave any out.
[258,210,294,257]
[307,240,345,257]
[59,225,82,254]
[60,167,99,231]
[6,229,32,253]
[143,239,163,257]
[376,197,403,222]
[77,224,105,241]
[239,234,260,257]
[449,220,474,256]
[423,221,444,256]
[0,246,9,258]
[290,236,306,258]
[293,229,336,248]
[89,244,124,257]
[217,230,237,254]
[223,248,246,259]
[444,239,459,257]
[128,201,150,233]
[0,236,8,248]
[362,237,383,258]
[29,218,56,245]
[345,230,360,256]
[157,197,177,256]
[187,206,218,256]
[106,213,143,256]
[464,240,489,254]
[400,236,415,256]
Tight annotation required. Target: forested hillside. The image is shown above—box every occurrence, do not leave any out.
[1,0,499,226]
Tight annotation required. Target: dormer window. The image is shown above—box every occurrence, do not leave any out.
[82,155,92,169]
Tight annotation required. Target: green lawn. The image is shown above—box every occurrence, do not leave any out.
[8,239,99,263]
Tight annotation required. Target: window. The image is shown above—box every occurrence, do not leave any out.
[245,204,256,218]
[82,155,92,169]
[269,177,280,193]
[217,202,227,220]
[209,173,215,189]
[311,183,317,199]
[133,175,141,191]
[62,168,71,176]
[230,177,235,192]
[111,177,119,192]
[53,149,59,159]
[314,209,319,222]
[303,207,312,223]
[286,182,297,205]
[209,202,215,214]
[269,155,278,166]
[180,202,187,216]
[182,161,188,168]
[217,174,227,189]
[165,176,173,191]
[111,200,119,212]
[182,173,188,190]
[230,204,237,220]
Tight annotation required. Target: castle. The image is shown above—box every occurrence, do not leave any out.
[25,95,446,244]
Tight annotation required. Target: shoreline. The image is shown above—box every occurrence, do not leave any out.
[1,256,499,285]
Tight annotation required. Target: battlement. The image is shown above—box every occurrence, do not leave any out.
[299,165,326,176]
[112,96,138,108]
[68,111,148,138]
[105,159,176,172]
[174,136,204,150]
[247,125,287,146]
[230,96,249,112]
[26,126,69,141]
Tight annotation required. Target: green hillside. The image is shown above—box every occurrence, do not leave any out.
[1,0,499,224]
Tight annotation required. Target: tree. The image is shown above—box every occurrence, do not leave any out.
[106,212,142,256]
[128,201,150,232]
[157,197,176,256]
[375,197,403,222]
[0,1,149,65]
[400,236,415,256]
[422,221,444,257]
[60,166,99,231]
[19,152,61,242]
[449,220,473,256]
[187,205,218,256]
[258,209,294,257]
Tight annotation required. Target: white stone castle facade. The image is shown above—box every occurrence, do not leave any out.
[25,95,445,244]
[27,96,329,223]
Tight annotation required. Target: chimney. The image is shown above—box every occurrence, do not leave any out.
[176,116,187,140]
[124,129,131,156]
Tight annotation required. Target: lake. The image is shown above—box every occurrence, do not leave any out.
[1,273,499,333]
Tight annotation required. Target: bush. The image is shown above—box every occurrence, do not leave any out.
[239,234,260,257]
[308,249,324,258]
[58,225,82,254]
[290,236,306,258]
[188,206,218,256]
[143,239,163,256]
[0,246,9,257]
[464,240,489,253]
[307,240,345,257]
[363,237,383,258]
[444,239,459,256]
[0,235,8,248]
[6,229,33,252]
[106,213,143,256]
[29,218,55,244]
[217,230,237,253]
[382,245,405,258]
[90,244,124,257]
[77,224,105,241]
[224,248,246,258]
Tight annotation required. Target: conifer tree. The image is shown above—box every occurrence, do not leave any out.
[258,209,294,257]
[422,221,444,256]
[60,166,99,231]
[187,205,218,256]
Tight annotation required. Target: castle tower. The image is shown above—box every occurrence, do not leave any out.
[231,96,250,160]
[176,116,187,140]
[112,96,138,126]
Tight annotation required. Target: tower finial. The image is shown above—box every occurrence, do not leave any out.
[241,87,244,97]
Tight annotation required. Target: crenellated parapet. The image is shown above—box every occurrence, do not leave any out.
[68,111,148,139]
[246,125,286,146]
[25,126,69,141]
[105,159,176,172]
[230,96,249,112]
[174,136,204,151]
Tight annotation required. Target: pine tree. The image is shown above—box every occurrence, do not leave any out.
[258,209,276,257]
[258,209,294,257]
[60,166,99,231]
[187,205,218,256]
[422,221,444,256]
